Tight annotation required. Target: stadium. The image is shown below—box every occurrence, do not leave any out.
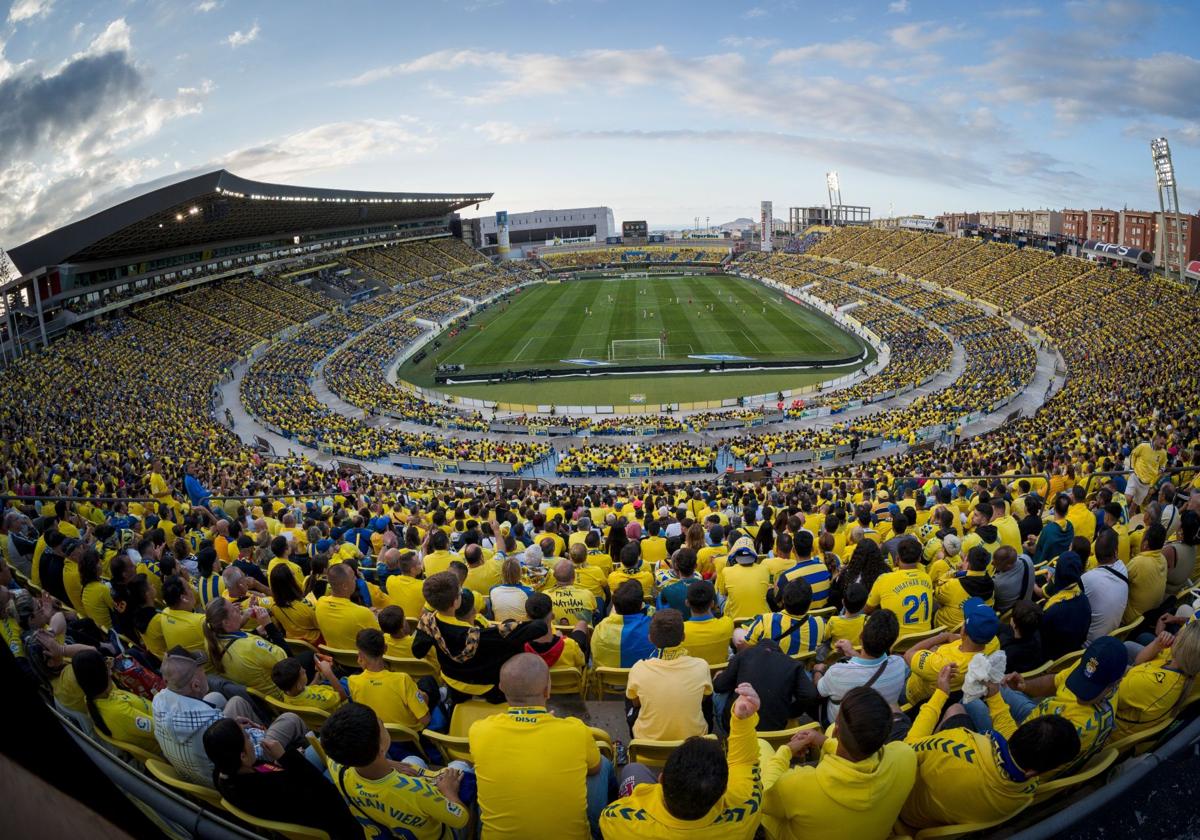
[4,4,1200,840]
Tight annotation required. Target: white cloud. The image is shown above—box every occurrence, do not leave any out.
[7,0,52,24]
[337,46,772,120]
[743,6,766,18]
[224,21,260,49]
[721,35,778,49]
[887,0,910,13]
[212,119,436,182]
[195,0,220,11]
[889,23,962,50]
[473,121,529,144]
[988,6,1042,17]
[0,20,213,246]
[771,39,881,68]
[85,18,132,56]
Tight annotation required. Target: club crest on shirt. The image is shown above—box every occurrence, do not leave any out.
[135,716,152,731]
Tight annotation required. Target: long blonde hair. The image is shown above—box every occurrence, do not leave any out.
[202,597,233,673]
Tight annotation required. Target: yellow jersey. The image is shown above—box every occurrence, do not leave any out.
[315,595,379,651]
[600,710,762,839]
[94,689,158,755]
[214,633,287,699]
[385,574,427,621]
[866,568,933,637]
[328,761,469,840]
[347,668,428,729]
[469,706,601,840]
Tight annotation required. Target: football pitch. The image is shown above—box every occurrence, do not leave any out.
[399,275,872,405]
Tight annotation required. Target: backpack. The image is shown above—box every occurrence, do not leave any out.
[111,653,166,699]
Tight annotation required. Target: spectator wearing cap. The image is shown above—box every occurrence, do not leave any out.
[773,531,831,611]
[903,597,1000,705]
[716,537,772,620]
[626,609,712,741]
[1039,551,1091,659]
[968,635,1125,777]
[681,580,734,665]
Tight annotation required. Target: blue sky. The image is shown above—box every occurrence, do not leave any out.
[2,0,1199,244]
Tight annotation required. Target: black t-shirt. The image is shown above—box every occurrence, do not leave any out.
[712,640,818,731]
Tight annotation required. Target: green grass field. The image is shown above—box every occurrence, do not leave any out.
[399,275,872,405]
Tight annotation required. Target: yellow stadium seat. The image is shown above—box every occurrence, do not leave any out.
[758,722,820,751]
[262,693,333,732]
[592,666,633,699]
[790,650,817,666]
[1107,716,1175,757]
[893,627,947,654]
[144,757,222,809]
[809,606,837,618]
[95,728,162,766]
[1047,649,1084,674]
[220,797,330,840]
[1031,747,1117,804]
[384,722,427,759]
[306,732,327,767]
[317,644,361,671]
[284,638,321,655]
[910,802,1030,840]
[383,654,440,679]
[1109,618,1143,640]
[550,665,587,696]
[1020,659,1054,678]
[628,734,718,768]
[589,726,615,761]
[449,699,504,737]
[421,729,474,764]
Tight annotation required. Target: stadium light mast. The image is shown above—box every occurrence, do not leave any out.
[826,171,842,225]
[1151,137,1188,287]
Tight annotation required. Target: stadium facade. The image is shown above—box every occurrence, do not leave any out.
[0,170,491,357]
[476,206,616,255]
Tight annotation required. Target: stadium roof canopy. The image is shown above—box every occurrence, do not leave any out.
[7,170,492,277]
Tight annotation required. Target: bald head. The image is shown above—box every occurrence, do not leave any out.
[553,559,575,585]
[328,562,357,596]
[380,548,401,569]
[499,652,551,705]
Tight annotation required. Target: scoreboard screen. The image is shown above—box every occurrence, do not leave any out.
[622,220,648,239]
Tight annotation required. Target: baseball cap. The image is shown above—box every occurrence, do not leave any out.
[625,521,642,540]
[729,537,758,565]
[963,597,1000,644]
[315,538,334,554]
[876,489,890,502]
[943,533,962,557]
[1065,636,1127,701]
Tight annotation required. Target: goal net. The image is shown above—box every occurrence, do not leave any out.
[609,338,665,360]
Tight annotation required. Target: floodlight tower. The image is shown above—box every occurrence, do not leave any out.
[826,171,842,225]
[1151,137,1187,286]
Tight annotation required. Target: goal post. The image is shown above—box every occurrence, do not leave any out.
[609,338,665,360]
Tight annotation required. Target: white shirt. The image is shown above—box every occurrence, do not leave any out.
[1081,560,1130,642]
